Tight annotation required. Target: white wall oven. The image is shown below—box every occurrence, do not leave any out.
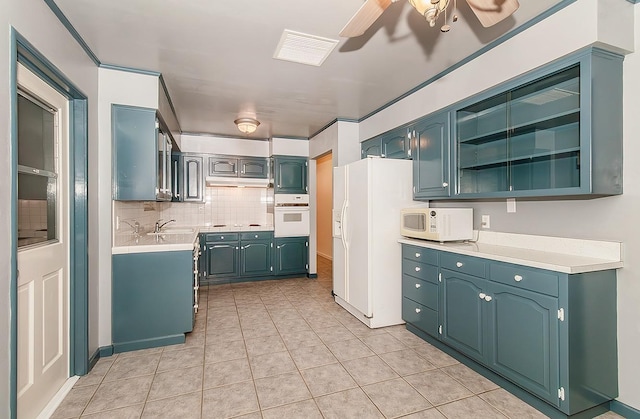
[274,194,310,237]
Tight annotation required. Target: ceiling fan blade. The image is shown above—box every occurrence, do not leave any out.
[466,0,520,28]
[339,0,393,37]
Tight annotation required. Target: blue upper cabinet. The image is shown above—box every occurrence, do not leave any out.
[182,155,204,202]
[239,157,269,179]
[361,129,411,160]
[361,138,382,158]
[208,157,238,177]
[112,105,172,201]
[413,110,451,199]
[454,48,622,198]
[274,156,308,194]
[382,128,411,159]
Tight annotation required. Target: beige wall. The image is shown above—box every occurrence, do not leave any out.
[316,153,333,259]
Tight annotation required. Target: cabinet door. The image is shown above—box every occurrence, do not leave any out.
[413,111,451,198]
[240,240,272,277]
[441,269,488,362]
[487,282,560,406]
[208,157,238,177]
[274,237,308,275]
[183,156,204,202]
[206,243,239,277]
[382,129,411,159]
[361,138,382,158]
[171,153,182,202]
[112,105,157,201]
[239,158,269,178]
[274,157,307,194]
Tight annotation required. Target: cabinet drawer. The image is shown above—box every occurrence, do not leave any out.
[402,261,438,284]
[440,253,486,278]
[240,231,274,241]
[490,262,559,297]
[402,297,438,338]
[403,276,438,311]
[205,233,239,242]
[402,245,438,266]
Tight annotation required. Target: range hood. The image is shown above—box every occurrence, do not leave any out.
[205,176,271,188]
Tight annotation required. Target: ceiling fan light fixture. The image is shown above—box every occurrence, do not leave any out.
[234,118,260,134]
[408,0,450,27]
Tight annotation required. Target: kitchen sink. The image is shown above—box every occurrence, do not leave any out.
[146,228,194,236]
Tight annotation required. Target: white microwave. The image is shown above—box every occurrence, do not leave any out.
[400,208,473,242]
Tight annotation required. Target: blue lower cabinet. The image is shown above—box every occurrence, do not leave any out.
[207,242,239,278]
[240,240,272,277]
[274,237,308,275]
[400,243,618,417]
[112,251,193,352]
[487,282,559,407]
[441,269,488,363]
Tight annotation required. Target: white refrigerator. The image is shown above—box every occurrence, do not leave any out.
[332,157,414,328]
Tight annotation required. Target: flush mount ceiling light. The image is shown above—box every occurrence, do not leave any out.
[234,117,260,134]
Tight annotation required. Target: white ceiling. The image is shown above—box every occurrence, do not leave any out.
[54,0,563,139]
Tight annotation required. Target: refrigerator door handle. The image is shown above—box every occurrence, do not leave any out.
[341,201,348,250]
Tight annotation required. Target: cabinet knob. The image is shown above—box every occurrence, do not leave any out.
[236,246,239,250]
[415,283,421,288]
[443,182,449,188]
[514,275,523,282]
[415,266,421,272]
[415,308,421,313]
[456,262,463,268]
[484,295,493,302]
[221,236,224,239]
[479,293,486,299]
[255,234,258,238]
[415,252,421,258]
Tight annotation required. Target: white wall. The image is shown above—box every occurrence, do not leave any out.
[98,68,159,347]
[271,137,309,157]
[1,0,100,415]
[181,134,270,156]
[358,0,640,409]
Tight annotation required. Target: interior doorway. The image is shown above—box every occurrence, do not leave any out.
[16,63,71,419]
[315,152,333,276]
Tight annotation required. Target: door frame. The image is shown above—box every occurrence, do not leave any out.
[10,29,89,419]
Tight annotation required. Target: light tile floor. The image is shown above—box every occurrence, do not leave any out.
[52,257,625,418]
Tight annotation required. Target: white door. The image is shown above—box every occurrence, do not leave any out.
[345,159,372,317]
[332,166,347,300]
[16,63,70,419]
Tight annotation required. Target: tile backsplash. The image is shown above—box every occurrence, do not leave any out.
[113,187,274,234]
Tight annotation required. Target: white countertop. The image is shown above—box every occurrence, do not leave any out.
[112,225,274,255]
[399,231,623,274]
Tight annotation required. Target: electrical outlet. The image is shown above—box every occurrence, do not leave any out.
[481,215,490,229]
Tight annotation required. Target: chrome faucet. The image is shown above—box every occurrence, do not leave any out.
[121,220,140,235]
[155,219,176,233]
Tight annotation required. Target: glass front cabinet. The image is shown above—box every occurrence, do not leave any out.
[453,48,622,198]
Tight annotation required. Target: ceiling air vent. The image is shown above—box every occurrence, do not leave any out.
[273,29,339,67]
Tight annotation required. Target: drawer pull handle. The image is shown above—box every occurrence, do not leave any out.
[456,262,463,268]
[514,275,523,282]
[415,308,421,313]
[415,283,421,289]
[415,267,421,272]
[415,252,421,258]
[485,295,493,302]
[479,293,486,299]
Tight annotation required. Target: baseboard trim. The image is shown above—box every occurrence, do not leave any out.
[113,335,185,354]
[88,347,100,371]
[99,345,114,358]
[36,375,79,419]
[610,400,640,418]
[307,273,318,279]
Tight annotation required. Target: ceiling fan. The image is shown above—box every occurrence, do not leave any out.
[339,0,520,37]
